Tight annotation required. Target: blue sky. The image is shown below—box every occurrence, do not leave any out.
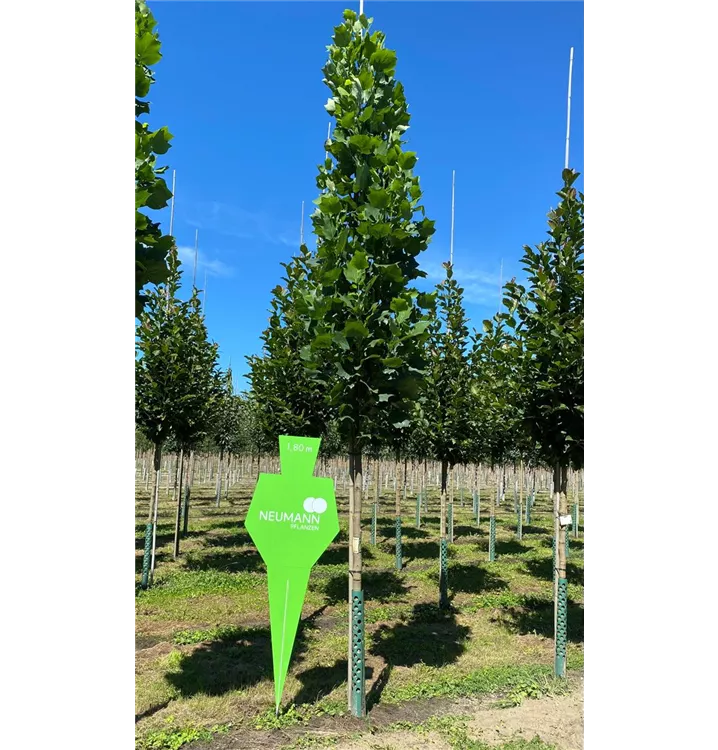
[146,1,584,390]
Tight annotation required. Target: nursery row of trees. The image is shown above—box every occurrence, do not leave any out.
[135,6,583,718]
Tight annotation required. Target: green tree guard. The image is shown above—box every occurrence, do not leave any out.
[370,503,377,546]
[395,516,402,570]
[526,492,531,525]
[488,516,496,561]
[415,495,421,528]
[572,502,579,538]
[182,482,190,535]
[439,538,449,608]
[351,590,366,716]
[555,577,568,678]
[472,490,477,518]
[517,506,523,541]
[140,522,153,589]
[448,502,454,543]
[460,484,464,507]
[476,490,480,527]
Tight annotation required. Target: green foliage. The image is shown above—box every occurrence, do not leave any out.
[137,721,231,750]
[136,0,174,318]
[422,262,473,468]
[298,11,435,450]
[135,249,221,456]
[501,169,584,471]
[470,313,526,465]
[212,366,243,456]
[247,247,334,449]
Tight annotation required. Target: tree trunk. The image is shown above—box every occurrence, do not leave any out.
[518,459,524,540]
[142,443,162,589]
[439,458,449,607]
[216,449,224,507]
[173,449,185,559]
[347,441,365,716]
[182,450,195,535]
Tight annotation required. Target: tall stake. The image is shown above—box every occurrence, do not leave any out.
[192,229,199,288]
[565,47,575,170]
[449,170,456,265]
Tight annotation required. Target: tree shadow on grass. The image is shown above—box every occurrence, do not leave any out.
[293,659,348,706]
[166,605,329,701]
[401,540,440,564]
[376,523,430,541]
[495,540,531,557]
[523,558,584,586]
[313,569,410,606]
[202,529,252,549]
[316,544,373,567]
[367,603,469,706]
[420,563,508,599]
[491,596,584,643]
[453,524,481,538]
[182,549,265,574]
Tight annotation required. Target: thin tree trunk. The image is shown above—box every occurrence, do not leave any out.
[439,458,449,607]
[149,442,162,582]
[173,449,185,559]
[553,462,561,636]
[182,449,195,535]
[216,449,224,507]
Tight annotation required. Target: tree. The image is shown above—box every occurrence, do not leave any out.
[212,366,242,506]
[167,285,222,557]
[135,0,174,318]
[423,262,473,606]
[247,247,334,446]
[501,168,584,677]
[297,9,435,716]
[136,249,186,585]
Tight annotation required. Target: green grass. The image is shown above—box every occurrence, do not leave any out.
[135,481,583,747]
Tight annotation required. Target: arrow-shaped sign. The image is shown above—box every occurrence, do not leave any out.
[244,435,339,713]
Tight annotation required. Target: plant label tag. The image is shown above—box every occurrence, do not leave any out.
[559,514,573,527]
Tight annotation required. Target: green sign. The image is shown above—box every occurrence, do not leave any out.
[244,435,339,712]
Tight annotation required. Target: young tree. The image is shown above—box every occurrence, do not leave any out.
[501,168,584,677]
[135,249,200,585]
[423,262,473,606]
[212,366,242,506]
[167,289,222,557]
[135,0,174,318]
[298,9,435,716]
[247,247,334,444]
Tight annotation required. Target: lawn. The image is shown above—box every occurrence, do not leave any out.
[135,471,583,750]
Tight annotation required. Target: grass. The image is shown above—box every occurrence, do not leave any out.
[135,479,583,748]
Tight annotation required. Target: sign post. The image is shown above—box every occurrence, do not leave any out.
[245,436,339,714]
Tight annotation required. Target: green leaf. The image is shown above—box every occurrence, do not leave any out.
[368,189,390,209]
[348,134,375,155]
[399,152,417,170]
[317,195,342,216]
[390,297,409,313]
[382,357,403,368]
[370,48,397,73]
[349,250,369,271]
[344,321,369,338]
[333,332,350,350]
[151,126,173,155]
[311,333,333,349]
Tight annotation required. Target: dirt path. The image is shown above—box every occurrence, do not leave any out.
[191,674,583,750]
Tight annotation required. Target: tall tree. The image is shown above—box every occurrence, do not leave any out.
[501,168,584,677]
[298,9,435,716]
[247,247,334,445]
[423,262,472,606]
[167,285,222,557]
[135,249,206,585]
[212,366,242,506]
[135,0,174,318]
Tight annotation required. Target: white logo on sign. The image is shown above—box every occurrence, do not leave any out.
[303,497,327,514]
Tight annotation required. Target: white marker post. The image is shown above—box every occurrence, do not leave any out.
[449,170,456,266]
[192,229,199,288]
[565,47,574,170]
